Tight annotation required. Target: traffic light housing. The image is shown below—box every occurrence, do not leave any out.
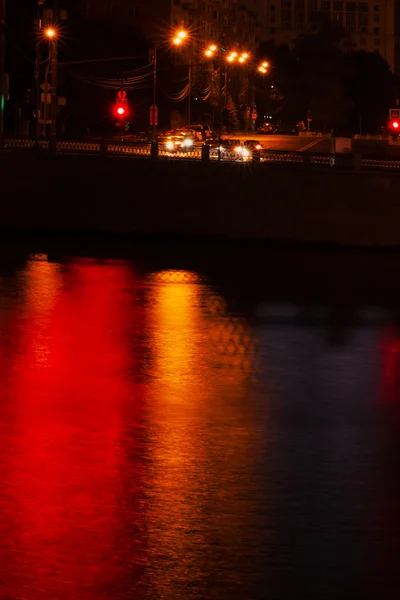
[114,90,129,122]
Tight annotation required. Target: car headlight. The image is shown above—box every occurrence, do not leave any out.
[234,146,243,153]
[182,138,193,148]
[256,144,262,150]
[166,141,174,150]
[242,148,250,158]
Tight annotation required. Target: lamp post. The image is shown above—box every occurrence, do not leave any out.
[172,29,191,129]
[46,26,58,140]
[0,0,6,151]
[40,26,58,138]
[152,47,157,141]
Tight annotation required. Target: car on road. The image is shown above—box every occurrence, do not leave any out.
[257,122,279,135]
[243,140,263,151]
[187,124,214,141]
[232,139,263,161]
[205,139,238,158]
[162,132,196,153]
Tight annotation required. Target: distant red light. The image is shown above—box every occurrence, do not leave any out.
[117,107,125,116]
[393,121,399,129]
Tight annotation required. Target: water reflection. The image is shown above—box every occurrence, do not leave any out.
[0,254,398,600]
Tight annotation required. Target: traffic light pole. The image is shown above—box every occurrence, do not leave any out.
[0,0,6,152]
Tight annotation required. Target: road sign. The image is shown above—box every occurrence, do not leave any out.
[117,90,127,99]
[40,92,51,104]
[389,108,400,119]
[150,104,158,126]
[40,82,51,93]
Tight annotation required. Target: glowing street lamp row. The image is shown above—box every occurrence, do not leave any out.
[172,31,269,74]
[204,42,269,73]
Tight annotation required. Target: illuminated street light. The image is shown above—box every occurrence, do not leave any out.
[241,53,249,60]
[172,29,188,45]
[205,49,213,57]
[45,27,56,39]
[238,56,245,63]
[262,61,269,68]
[227,54,235,63]
[231,52,238,58]
[210,44,217,52]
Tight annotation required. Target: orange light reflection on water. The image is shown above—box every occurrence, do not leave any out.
[144,270,261,597]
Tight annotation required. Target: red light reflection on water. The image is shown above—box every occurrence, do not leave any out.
[0,258,146,599]
[380,329,400,407]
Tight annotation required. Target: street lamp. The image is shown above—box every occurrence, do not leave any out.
[45,27,56,39]
[173,29,187,46]
[172,28,192,129]
[150,29,190,141]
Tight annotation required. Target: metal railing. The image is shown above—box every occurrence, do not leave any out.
[4,137,400,173]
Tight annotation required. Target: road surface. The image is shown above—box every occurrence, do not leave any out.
[223,134,332,153]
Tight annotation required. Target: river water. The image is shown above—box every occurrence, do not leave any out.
[0,243,399,600]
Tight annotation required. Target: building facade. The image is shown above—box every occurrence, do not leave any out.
[171,0,260,53]
[77,0,171,40]
[258,0,395,69]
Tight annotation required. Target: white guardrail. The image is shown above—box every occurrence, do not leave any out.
[4,137,400,172]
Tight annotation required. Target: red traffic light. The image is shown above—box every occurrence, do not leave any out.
[388,118,399,130]
[114,101,128,120]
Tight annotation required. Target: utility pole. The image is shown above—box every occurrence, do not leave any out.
[49,0,58,139]
[0,0,6,152]
[188,59,191,130]
[152,47,156,142]
[35,1,44,138]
